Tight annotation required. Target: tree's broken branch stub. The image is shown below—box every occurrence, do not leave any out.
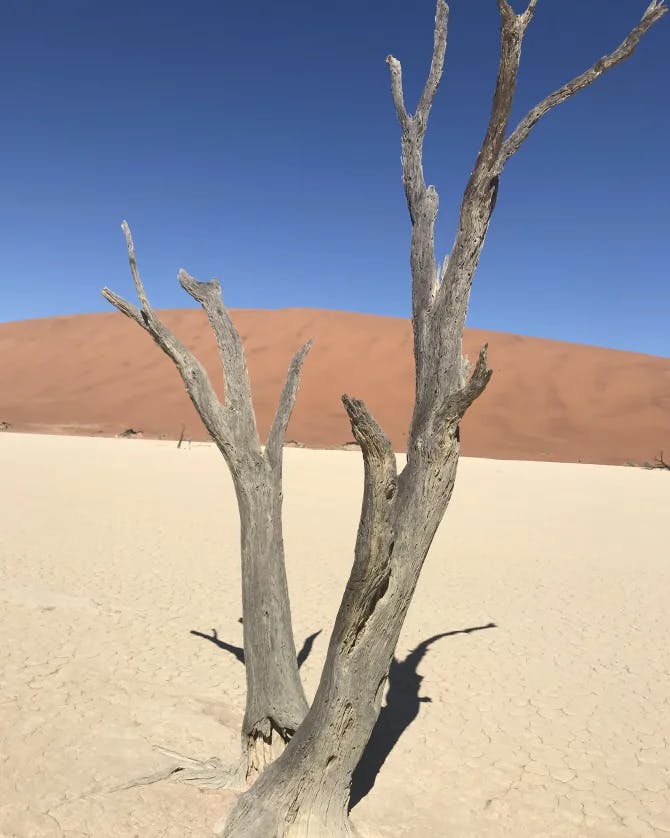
[340,396,397,651]
[386,56,409,131]
[342,395,398,649]
[342,396,395,470]
[437,344,493,426]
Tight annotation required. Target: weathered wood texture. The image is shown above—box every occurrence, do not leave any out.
[220,1,666,835]
[102,226,310,777]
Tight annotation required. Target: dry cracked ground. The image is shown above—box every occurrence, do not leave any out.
[1,434,669,837]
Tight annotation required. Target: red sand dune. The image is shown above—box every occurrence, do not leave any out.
[0,308,668,465]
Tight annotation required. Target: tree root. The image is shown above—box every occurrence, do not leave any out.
[103,747,246,794]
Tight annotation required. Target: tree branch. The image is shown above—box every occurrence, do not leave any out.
[423,2,523,412]
[386,0,449,205]
[386,56,409,131]
[519,0,540,32]
[430,0,665,408]
[102,225,231,450]
[386,0,450,404]
[496,0,667,172]
[121,221,153,319]
[100,287,147,331]
[177,270,258,442]
[438,344,492,423]
[341,396,397,645]
[343,396,396,475]
[265,340,313,470]
[458,2,524,201]
[415,0,449,129]
[496,0,516,27]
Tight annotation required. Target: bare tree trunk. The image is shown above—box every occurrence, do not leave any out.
[219,0,665,833]
[102,235,311,779]
[235,460,309,778]
[220,408,468,836]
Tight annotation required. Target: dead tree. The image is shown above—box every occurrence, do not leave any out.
[219,1,666,835]
[102,228,311,780]
[651,451,670,470]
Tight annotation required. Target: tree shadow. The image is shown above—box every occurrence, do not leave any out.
[297,629,322,669]
[349,621,497,811]
[190,622,322,670]
[190,627,245,664]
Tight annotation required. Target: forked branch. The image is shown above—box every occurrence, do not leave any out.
[386,0,448,134]
[429,0,664,399]
[102,225,229,448]
[497,0,667,171]
[435,0,532,335]
[103,222,311,462]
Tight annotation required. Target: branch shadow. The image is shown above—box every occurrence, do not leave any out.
[190,628,245,664]
[190,622,322,671]
[349,621,497,811]
[297,630,322,669]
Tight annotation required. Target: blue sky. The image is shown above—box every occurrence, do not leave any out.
[1,0,667,355]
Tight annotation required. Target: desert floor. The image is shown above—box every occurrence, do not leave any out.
[1,433,669,837]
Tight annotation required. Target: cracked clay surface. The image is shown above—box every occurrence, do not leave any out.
[1,434,668,836]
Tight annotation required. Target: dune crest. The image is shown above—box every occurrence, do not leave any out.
[0,308,667,465]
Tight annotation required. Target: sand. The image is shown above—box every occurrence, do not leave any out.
[1,431,669,837]
[1,308,669,466]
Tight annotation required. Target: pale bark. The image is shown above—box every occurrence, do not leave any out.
[102,226,310,778]
[220,0,666,834]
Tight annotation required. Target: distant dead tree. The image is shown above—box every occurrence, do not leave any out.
[102,1,666,834]
[651,451,670,470]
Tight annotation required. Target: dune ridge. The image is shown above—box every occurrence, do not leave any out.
[0,307,668,465]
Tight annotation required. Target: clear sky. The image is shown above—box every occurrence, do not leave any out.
[1,0,668,355]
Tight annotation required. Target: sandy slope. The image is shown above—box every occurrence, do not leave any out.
[1,433,669,837]
[0,308,668,465]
